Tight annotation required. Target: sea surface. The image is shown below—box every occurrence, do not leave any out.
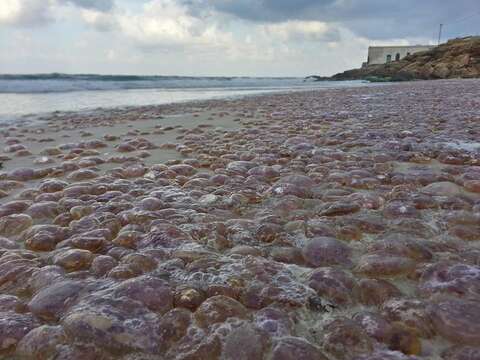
[0,74,367,122]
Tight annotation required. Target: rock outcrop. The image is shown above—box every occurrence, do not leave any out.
[332,36,480,81]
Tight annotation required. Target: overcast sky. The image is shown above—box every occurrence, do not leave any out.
[0,0,478,76]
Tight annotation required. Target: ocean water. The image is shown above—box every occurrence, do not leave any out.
[0,74,367,122]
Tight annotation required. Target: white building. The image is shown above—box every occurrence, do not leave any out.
[366,45,435,66]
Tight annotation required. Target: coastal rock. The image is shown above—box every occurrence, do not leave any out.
[332,37,480,81]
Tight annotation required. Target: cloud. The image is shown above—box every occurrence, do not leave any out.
[86,0,234,51]
[0,0,54,27]
[181,0,335,22]
[1,0,478,76]
[79,0,344,53]
[181,0,479,40]
[0,0,114,28]
[71,0,346,70]
[61,0,114,12]
[3,0,477,41]
[262,20,340,42]
[81,9,118,31]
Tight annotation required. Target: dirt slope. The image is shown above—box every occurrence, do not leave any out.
[332,36,480,81]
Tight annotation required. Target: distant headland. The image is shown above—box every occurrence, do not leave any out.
[308,36,480,82]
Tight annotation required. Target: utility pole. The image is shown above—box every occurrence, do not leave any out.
[438,23,443,45]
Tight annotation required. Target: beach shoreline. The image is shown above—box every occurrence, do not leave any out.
[1,79,480,359]
[0,78,370,122]
[0,80,394,177]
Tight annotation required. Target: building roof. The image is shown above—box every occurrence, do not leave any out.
[368,45,435,49]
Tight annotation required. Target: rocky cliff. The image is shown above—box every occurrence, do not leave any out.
[332,36,480,81]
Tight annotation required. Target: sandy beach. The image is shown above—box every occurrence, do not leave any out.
[1,79,480,359]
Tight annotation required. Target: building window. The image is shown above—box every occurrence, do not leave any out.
[386,54,392,63]
[395,53,401,61]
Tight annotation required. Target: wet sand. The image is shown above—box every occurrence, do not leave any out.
[0,79,480,359]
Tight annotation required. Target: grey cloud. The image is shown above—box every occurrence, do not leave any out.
[182,0,480,40]
[182,0,335,22]
[60,0,115,12]
[0,0,53,27]
[0,0,115,29]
